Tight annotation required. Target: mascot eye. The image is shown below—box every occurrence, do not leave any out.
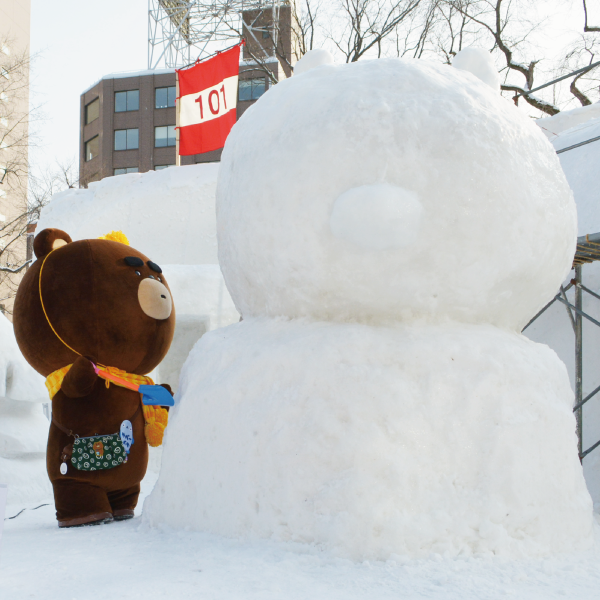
[135,270,141,276]
[149,275,155,279]
[158,277,162,282]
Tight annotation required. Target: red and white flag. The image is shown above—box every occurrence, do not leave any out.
[176,43,242,156]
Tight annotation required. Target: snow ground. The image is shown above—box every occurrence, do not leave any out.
[2,473,599,600]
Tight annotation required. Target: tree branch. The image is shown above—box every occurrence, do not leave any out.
[583,0,600,32]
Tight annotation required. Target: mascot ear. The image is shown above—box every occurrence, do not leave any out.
[33,229,73,259]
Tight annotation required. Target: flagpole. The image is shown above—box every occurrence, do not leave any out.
[175,70,181,167]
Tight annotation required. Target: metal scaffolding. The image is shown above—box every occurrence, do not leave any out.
[148,0,284,69]
[523,233,600,461]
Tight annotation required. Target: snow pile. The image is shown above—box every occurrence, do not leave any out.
[146,57,592,558]
[525,111,600,510]
[37,163,221,266]
[452,47,500,91]
[0,315,51,505]
[216,58,574,331]
[537,103,600,138]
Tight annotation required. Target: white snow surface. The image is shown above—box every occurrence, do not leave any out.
[146,319,593,559]
[37,164,221,266]
[3,475,600,600]
[217,58,575,330]
[329,183,423,250]
[0,315,47,404]
[452,47,500,91]
[161,264,238,329]
[0,315,51,504]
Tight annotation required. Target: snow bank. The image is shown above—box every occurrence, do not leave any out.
[145,319,593,559]
[217,58,575,331]
[537,104,600,138]
[0,315,47,404]
[37,164,221,266]
[0,315,51,505]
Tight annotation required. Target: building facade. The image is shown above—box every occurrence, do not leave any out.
[79,62,282,186]
[79,7,296,186]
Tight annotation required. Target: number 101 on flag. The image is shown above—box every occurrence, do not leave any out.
[176,43,242,156]
[189,78,236,120]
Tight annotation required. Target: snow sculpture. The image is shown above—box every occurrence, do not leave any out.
[0,315,51,505]
[145,56,594,558]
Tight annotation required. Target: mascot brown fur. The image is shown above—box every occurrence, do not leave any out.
[13,228,175,527]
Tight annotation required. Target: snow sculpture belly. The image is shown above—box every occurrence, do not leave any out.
[145,56,593,557]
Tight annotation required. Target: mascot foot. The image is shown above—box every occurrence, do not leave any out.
[58,512,114,528]
[113,509,135,521]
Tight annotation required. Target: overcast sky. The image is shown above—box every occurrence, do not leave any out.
[29,0,148,175]
[28,0,595,179]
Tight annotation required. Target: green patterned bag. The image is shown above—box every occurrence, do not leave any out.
[70,434,127,471]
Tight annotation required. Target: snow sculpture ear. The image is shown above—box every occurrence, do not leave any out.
[294,49,334,76]
[452,47,500,92]
[33,228,73,259]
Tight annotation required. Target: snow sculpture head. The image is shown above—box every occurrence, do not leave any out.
[217,58,576,329]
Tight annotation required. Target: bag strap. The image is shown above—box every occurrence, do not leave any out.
[52,401,143,439]
[52,414,77,439]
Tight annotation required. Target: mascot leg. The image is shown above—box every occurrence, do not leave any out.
[107,483,141,521]
[52,480,113,528]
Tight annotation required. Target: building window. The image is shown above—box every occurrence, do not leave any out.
[114,128,139,151]
[114,167,139,175]
[85,136,99,161]
[154,164,175,170]
[154,125,176,147]
[85,98,99,124]
[115,90,139,112]
[155,86,176,109]
[238,78,266,101]
[262,28,269,39]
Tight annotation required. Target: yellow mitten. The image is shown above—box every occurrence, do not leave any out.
[143,405,169,447]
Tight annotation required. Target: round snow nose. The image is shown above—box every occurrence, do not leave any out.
[138,278,173,320]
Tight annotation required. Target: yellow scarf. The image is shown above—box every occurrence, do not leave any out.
[45,364,168,447]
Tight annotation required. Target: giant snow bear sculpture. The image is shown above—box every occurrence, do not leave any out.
[145,56,594,558]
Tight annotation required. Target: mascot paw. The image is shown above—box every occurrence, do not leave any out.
[61,356,98,398]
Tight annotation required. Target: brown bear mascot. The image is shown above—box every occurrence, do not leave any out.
[13,228,176,528]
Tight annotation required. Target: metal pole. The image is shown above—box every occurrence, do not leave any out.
[175,71,181,167]
[575,265,583,459]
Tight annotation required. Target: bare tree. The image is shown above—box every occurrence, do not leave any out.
[441,0,560,115]
[558,33,600,107]
[328,0,423,62]
[0,37,30,209]
[0,159,79,316]
[0,36,31,314]
[292,0,322,58]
